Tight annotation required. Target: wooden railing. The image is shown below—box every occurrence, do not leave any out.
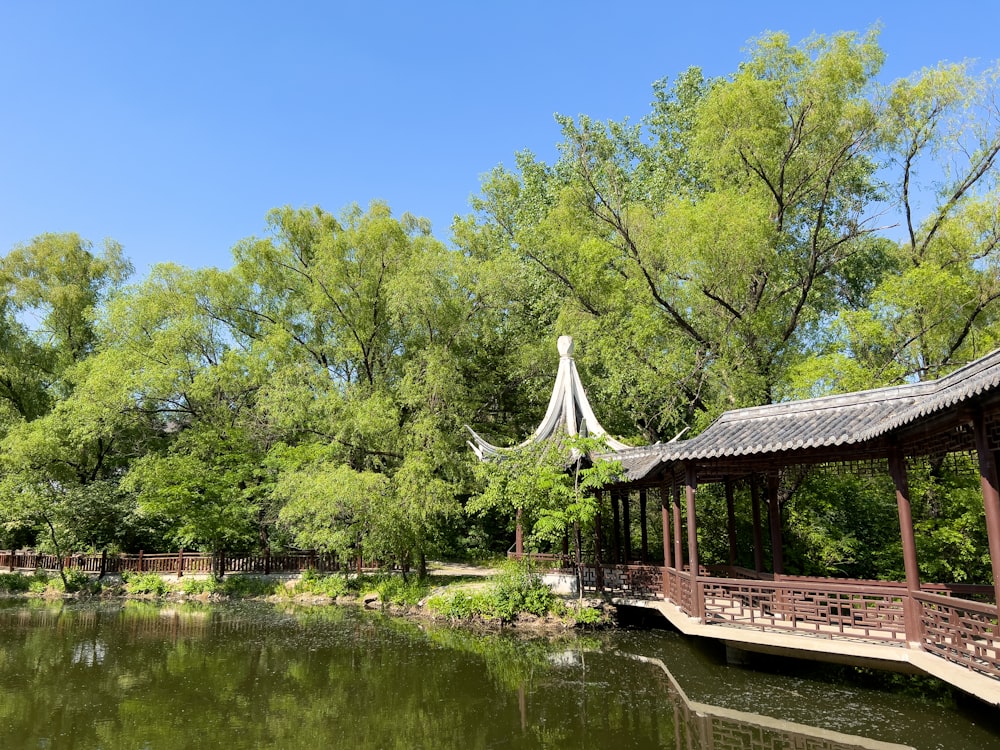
[916,590,1000,680]
[700,576,909,643]
[0,549,380,577]
[584,562,1000,683]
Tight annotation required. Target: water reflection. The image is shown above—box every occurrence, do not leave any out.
[623,654,914,750]
[0,600,992,749]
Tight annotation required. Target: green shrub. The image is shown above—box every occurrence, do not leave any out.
[122,571,170,597]
[219,575,278,598]
[0,572,31,593]
[568,605,605,626]
[488,562,555,621]
[427,590,491,620]
[180,577,220,596]
[349,573,430,606]
[290,570,349,598]
[62,569,93,593]
[28,571,50,594]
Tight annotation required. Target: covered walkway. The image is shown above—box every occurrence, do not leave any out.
[588,349,1000,705]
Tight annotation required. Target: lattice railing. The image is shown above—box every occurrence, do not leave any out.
[699,577,909,642]
[916,590,1000,679]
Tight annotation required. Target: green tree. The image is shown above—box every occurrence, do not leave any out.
[458,30,893,440]
[803,61,1000,391]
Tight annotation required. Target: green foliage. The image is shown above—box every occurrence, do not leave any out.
[218,575,279,598]
[121,571,170,597]
[1,32,999,594]
[287,570,350,599]
[180,577,220,596]
[428,562,557,623]
[0,572,30,592]
[469,435,623,554]
[352,572,430,606]
[27,571,50,594]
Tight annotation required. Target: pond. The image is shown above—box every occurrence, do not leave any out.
[0,599,997,749]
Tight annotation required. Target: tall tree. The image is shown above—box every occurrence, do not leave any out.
[459,30,897,439]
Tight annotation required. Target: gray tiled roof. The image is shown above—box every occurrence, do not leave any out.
[602,347,1000,481]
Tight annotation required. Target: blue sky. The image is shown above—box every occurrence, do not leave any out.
[1,1,998,276]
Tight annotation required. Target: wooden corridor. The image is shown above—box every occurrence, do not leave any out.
[582,561,1000,706]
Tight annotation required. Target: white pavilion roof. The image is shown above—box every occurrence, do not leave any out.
[467,336,630,460]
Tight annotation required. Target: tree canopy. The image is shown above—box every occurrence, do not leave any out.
[2,28,999,582]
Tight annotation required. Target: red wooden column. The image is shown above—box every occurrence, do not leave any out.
[639,488,649,563]
[685,464,703,619]
[660,482,672,569]
[724,477,737,567]
[515,508,524,559]
[672,478,683,572]
[972,409,1000,609]
[766,473,784,575]
[750,477,764,574]
[594,490,604,591]
[888,445,923,644]
[622,489,633,563]
[611,488,622,564]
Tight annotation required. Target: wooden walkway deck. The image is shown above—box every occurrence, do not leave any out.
[582,563,1000,706]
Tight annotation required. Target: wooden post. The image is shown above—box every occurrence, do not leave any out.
[176,548,184,578]
[672,478,683,572]
[264,546,271,575]
[660,482,672,569]
[725,477,737,567]
[99,549,107,579]
[594,490,604,591]
[972,409,1000,611]
[639,488,648,564]
[622,489,632,563]
[138,550,144,573]
[8,550,13,573]
[515,507,524,559]
[889,446,923,645]
[685,465,703,620]
[660,482,671,600]
[750,477,764,574]
[611,488,622,564]
[766,473,784,575]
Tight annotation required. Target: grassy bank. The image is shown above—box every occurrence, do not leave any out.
[0,563,612,629]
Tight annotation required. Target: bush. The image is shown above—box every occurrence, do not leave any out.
[0,572,31,593]
[28,571,50,594]
[289,570,349,599]
[180,577,220,596]
[488,562,555,621]
[61,569,93,593]
[219,575,278,598]
[121,571,170,597]
[427,590,491,620]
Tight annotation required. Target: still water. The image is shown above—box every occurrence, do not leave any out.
[0,599,997,749]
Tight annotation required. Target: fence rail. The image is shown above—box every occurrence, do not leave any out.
[581,561,1000,684]
[0,549,381,578]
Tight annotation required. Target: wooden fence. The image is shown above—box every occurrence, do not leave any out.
[0,549,381,578]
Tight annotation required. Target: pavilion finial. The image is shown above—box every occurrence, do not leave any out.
[557,335,574,358]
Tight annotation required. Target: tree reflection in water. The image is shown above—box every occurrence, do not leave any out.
[0,600,991,749]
